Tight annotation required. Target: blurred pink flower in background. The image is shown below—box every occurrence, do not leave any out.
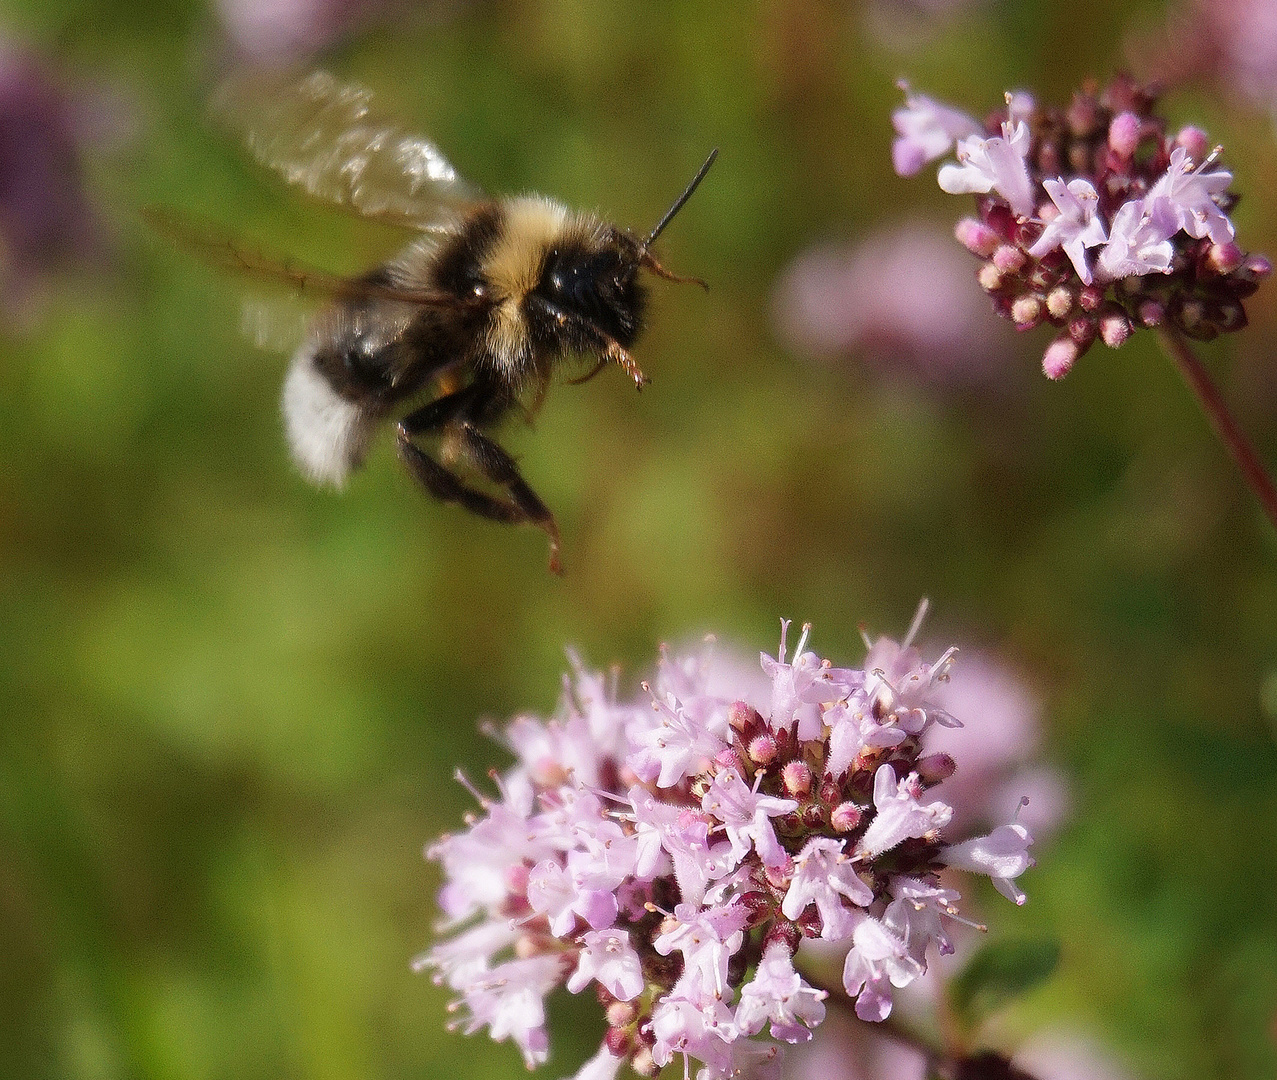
[863,0,988,53]
[0,42,110,321]
[781,1009,925,1080]
[782,1021,1134,1080]
[217,0,384,62]
[771,223,1016,386]
[1014,1031,1137,1080]
[216,0,463,63]
[1134,0,1277,123]
[924,652,1069,840]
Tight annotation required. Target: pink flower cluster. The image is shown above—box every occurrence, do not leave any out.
[893,77,1271,379]
[420,609,1033,1080]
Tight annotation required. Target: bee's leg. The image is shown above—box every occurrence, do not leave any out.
[455,423,562,575]
[395,391,563,575]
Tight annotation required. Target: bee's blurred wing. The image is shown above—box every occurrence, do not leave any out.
[240,295,313,354]
[213,70,482,228]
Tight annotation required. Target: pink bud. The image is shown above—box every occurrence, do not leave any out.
[715,748,744,771]
[1175,125,1211,164]
[1244,254,1272,279]
[1179,298,1207,332]
[1108,111,1140,158]
[1206,241,1244,275]
[1068,314,1097,347]
[1137,299,1166,327]
[1078,285,1105,312]
[917,752,957,784]
[993,244,1027,273]
[607,1001,638,1027]
[631,1048,658,1078]
[1011,294,1042,328]
[748,733,778,765]
[955,217,1000,257]
[781,760,812,798]
[1042,336,1079,380]
[978,262,1003,292]
[605,1028,633,1056]
[1046,285,1074,319]
[831,801,863,832]
[1098,306,1133,347]
[729,700,763,733]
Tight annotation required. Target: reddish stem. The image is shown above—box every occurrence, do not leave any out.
[1158,328,1277,533]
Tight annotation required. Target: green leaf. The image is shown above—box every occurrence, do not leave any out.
[949,937,1062,1030]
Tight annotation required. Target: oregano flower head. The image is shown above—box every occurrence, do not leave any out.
[894,76,1271,378]
[419,606,1034,1080]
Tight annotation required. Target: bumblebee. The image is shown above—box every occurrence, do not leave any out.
[160,71,716,573]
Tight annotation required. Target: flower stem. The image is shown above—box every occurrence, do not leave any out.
[1157,328,1277,533]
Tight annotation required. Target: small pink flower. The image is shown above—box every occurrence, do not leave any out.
[892,82,981,176]
[734,942,828,1044]
[855,764,953,857]
[938,121,1036,218]
[941,819,1036,905]
[1146,145,1235,245]
[1029,179,1108,284]
[567,929,645,1001]
[780,837,873,940]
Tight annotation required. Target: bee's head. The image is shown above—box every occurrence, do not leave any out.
[533,235,647,347]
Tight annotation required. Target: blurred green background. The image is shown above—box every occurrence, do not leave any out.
[1,0,1276,1078]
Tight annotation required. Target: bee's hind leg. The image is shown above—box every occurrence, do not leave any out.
[396,390,563,575]
[454,423,561,575]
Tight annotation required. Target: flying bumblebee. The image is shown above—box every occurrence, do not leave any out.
[153,71,716,573]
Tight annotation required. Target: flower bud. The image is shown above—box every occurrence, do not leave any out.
[631,1048,658,1078]
[1010,294,1042,329]
[1108,111,1140,158]
[1244,254,1272,279]
[1098,305,1133,348]
[728,700,763,734]
[605,1025,633,1056]
[1178,298,1207,333]
[1046,285,1074,320]
[1205,241,1244,275]
[738,891,771,925]
[978,262,1004,292]
[830,801,863,832]
[1042,335,1080,380]
[715,747,744,772]
[917,752,957,784]
[781,760,812,798]
[1137,299,1166,327]
[1068,315,1097,348]
[1175,125,1211,164]
[747,733,777,765]
[1066,93,1100,138]
[1078,285,1105,312]
[1213,298,1247,332]
[955,217,1000,257]
[606,1001,638,1028]
[993,244,1026,273]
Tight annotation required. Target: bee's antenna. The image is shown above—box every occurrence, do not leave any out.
[642,148,718,250]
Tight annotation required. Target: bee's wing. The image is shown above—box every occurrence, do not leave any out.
[239,294,313,353]
[213,70,483,229]
[142,206,478,309]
